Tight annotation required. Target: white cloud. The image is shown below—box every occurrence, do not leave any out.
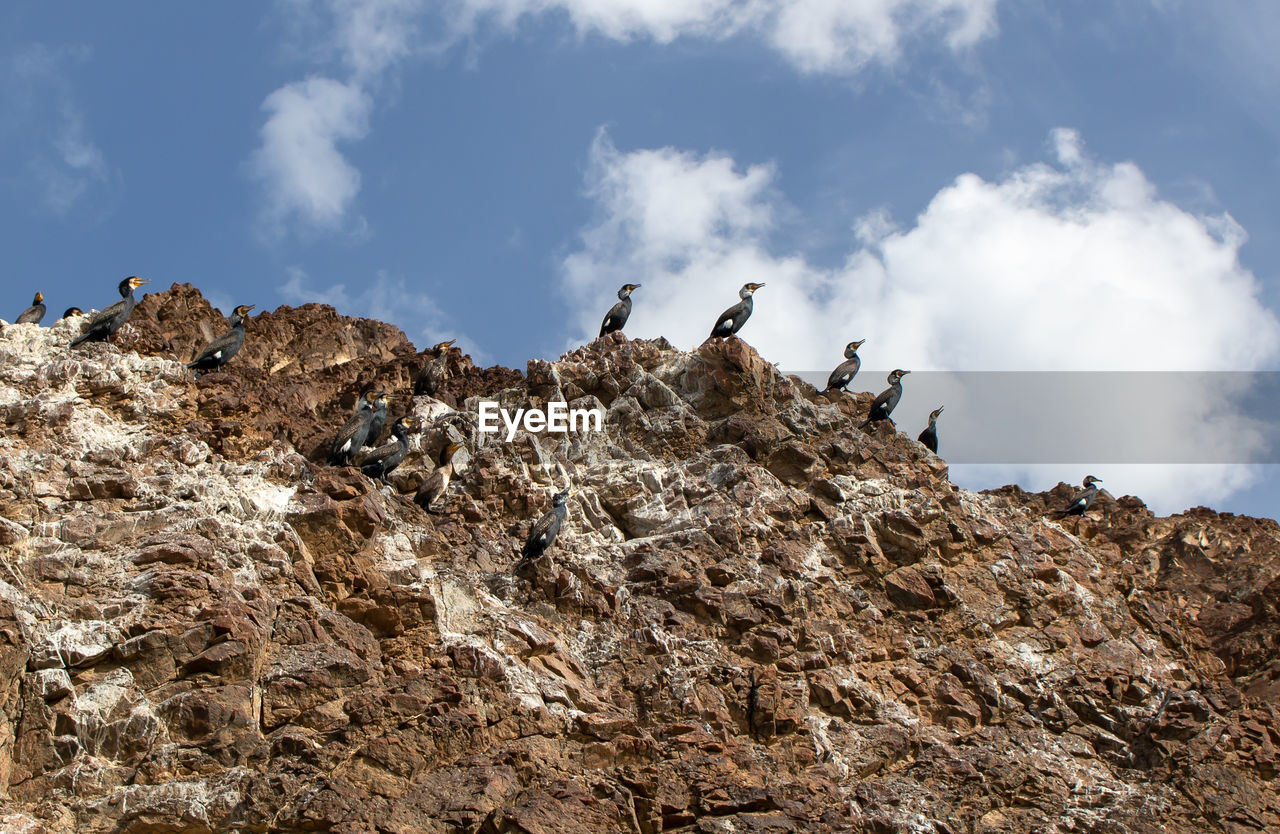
[444,0,999,74]
[560,129,1280,512]
[4,44,112,215]
[280,266,485,361]
[251,77,372,234]
[252,0,427,237]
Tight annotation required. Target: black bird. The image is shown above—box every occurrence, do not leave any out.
[328,392,384,466]
[918,406,944,453]
[1057,476,1103,517]
[15,292,46,325]
[61,307,83,320]
[822,339,866,393]
[187,304,254,376]
[359,416,420,482]
[365,390,391,448]
[416,441,464,512]
[599,283,640,338]
[863,369,910,428]
[70,276,149,347]
[709,283,764,339]
[413,339,456,397]
[519,487,572,563]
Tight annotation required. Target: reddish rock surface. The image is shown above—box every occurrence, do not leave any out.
[0,285,1275,832]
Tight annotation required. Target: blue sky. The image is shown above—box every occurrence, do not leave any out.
[4,1,1280,517]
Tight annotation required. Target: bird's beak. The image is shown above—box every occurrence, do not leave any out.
[902,370,911,375]
[443,339,457,348]
[245,305,256,312]
[937,406,945,413]
[133,278,150,287]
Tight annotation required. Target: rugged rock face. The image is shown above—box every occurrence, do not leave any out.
[0,286,1276,833]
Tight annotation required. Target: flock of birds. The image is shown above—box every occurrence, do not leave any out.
[9,278,1105,565]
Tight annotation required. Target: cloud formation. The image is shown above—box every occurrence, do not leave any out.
[251,0,426,237]
[3,44,112,215]
[253,0,1002,236]
[445,0,999,74]
[561,129,1280,511]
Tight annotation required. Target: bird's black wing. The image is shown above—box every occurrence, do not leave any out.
[520,509,562,560]
[329,412,371,463]
[824,358,859,392]
[867,388,895,421]
[16,305,45,325]
[710,300,744,337]
[188,327,243,368]
[918,426,938,453]
[600,300,628,337]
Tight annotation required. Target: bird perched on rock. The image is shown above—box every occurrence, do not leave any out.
[599,283,640,338]
[416,441,464,512]
[710,283,764,339]
[359,416,420,482]
[1057,476,1103,517]
[60,307,83,320]
[863,369,910,428]
[918,406,944,453]
[822,339,865,393]
[328,392,385,466]
[519,487,572,563]
[187,305,253,376]
[15,292,46,325]
[365,390,391,448]
[70,276,148,347]
[413,340,456,397]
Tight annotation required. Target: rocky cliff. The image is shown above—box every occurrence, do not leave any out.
[0,284,1275,833]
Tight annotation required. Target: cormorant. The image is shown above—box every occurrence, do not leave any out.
[413,340,456,397]
[519,487,572,563]
[863,369,910,428]
[186,305,254,376]
[599,283,640,338]
[709,283,764,339]
[70,276,148,347]
[1057,476,1103,517]
[822,339,866,393]
[918,406,944,453]
[61,307,83,319]
[328,392,385,466]
[365,389,391,448]
[359,416,420,482]
[415,441,464,512]
[15,292,45,325]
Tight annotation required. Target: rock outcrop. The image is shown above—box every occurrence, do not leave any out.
[0,284,1275,833]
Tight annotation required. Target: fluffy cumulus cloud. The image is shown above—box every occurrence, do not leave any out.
[561,129,1280,512]
[445,0,999,73]
[251,0,426,237]
[251,78,372,233]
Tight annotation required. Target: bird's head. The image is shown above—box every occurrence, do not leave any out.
[889,369,910,383]
[62,307,83,318]
[846,339,866,355]
[1083,475,1102,487]
[232,304,255,317]
[618,283,641,299]
[32,292,43,304]
[432,339,457,355]
[120,276,149,294]
[929,406,944,422]
[740,282,765,298]
[552,487,573,506]
[440,440,465,464]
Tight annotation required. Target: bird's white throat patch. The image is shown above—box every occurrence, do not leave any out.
[478,401,604,442]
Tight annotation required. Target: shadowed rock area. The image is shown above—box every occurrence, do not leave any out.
[0,284,1276,832]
